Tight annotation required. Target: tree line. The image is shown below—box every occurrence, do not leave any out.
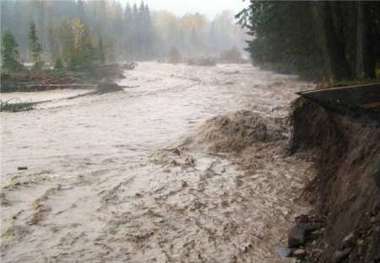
[237,1,380,81]
[1,0,246,71]
[2,18,106,72]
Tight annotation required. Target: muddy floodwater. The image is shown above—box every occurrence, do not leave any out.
[1,63,315,262]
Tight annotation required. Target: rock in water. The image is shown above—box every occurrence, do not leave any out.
[293,249,306,258]
[276,246,292,258]
[288,225,306,248]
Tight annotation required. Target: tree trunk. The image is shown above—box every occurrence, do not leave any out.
[311,2,352,81]
[356,2,366,78]
[325,2,352,80]
[355,2,376,79]
[310,2,333,80]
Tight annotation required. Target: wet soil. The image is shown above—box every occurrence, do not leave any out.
[1,62,314,262]
[289,98,380,263]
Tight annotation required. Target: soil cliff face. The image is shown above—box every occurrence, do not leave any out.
[290,98,380,263]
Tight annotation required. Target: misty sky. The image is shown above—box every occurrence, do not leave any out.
[121,0,248,18]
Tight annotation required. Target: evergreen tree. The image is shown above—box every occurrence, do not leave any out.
[1,31,22,72]
[124,3,133,56]
[130,4,139,60]
[1,1,246,64]
[141,4,155,59]
[237,1,380,80]
[28,21,43,68]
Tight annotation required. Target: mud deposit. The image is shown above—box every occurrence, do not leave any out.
[1,63,314,262]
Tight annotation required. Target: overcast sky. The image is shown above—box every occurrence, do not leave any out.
[120,0,248,18]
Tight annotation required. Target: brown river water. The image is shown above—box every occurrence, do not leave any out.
[1,63,315,262]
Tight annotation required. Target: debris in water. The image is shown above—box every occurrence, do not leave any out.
[193,110,286,153]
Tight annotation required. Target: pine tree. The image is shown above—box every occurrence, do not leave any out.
[124,3,133,57]
[142,4,155,59]
[28,21,43,69]
[1,31,22,72]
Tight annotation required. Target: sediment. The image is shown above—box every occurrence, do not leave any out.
[289,97,380,263]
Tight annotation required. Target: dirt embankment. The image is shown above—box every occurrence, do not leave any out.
[289,98,380,263]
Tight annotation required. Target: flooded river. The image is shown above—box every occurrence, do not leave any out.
[1,63,314,262]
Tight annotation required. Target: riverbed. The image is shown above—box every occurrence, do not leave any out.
[1,62,314,262]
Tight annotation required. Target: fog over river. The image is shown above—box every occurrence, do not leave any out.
[1,63,315,262]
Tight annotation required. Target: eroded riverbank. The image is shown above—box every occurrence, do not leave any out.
[1,62,314,262]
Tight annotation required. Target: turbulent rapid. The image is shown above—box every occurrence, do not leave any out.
[1,62,315,262]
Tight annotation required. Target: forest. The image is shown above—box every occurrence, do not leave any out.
[0,0,245,70]
[238,1,380,81]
